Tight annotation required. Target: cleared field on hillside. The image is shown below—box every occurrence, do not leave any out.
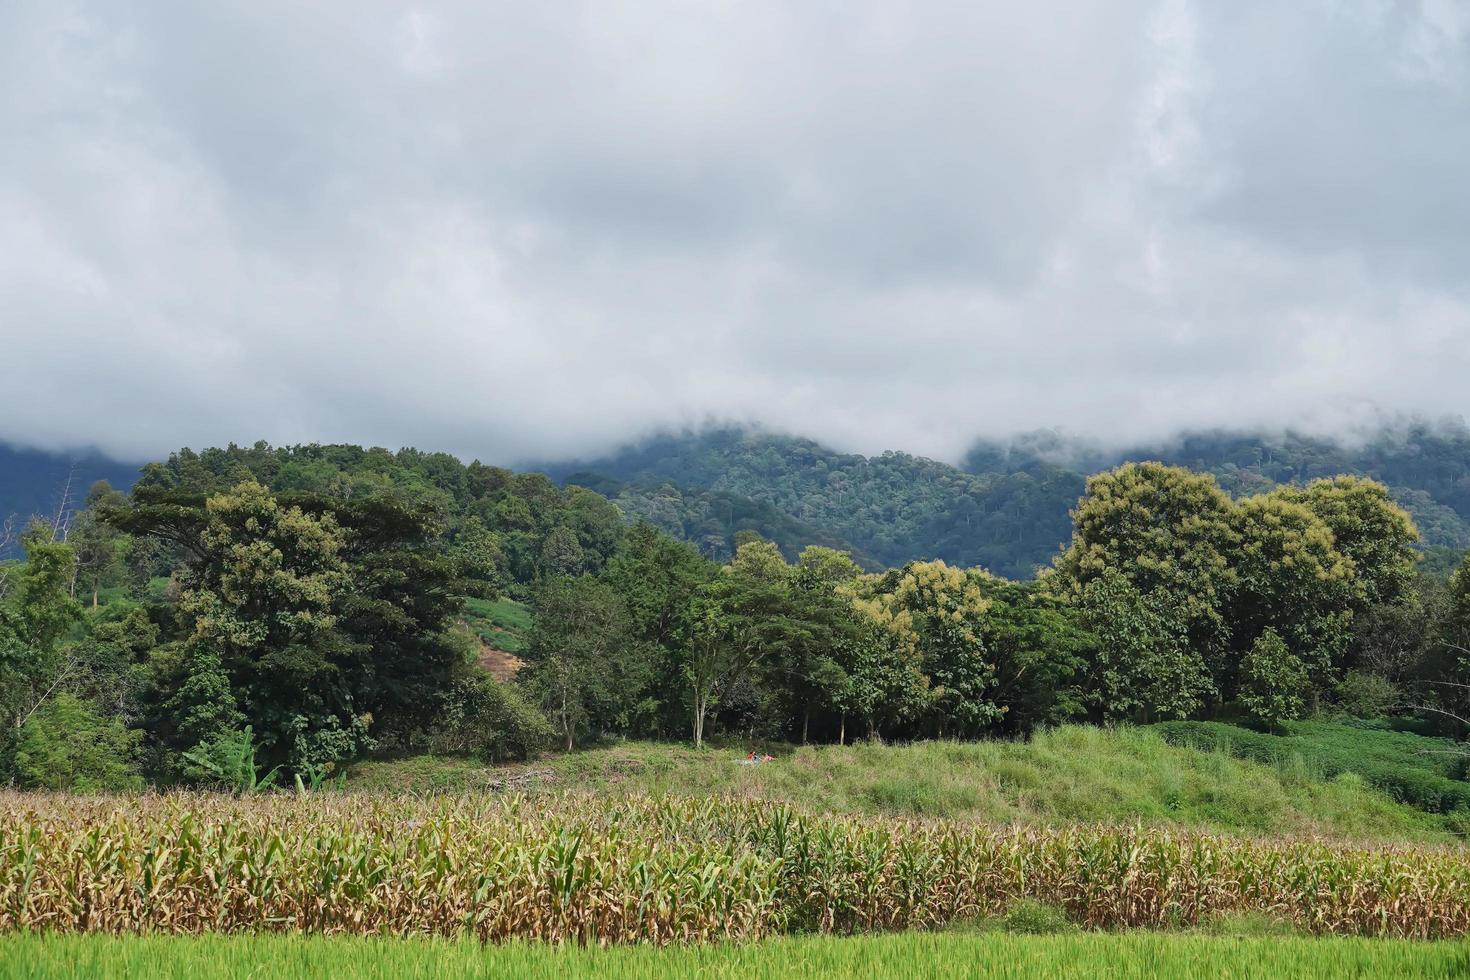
[349,726,1459,842]
[5,931,1470,979]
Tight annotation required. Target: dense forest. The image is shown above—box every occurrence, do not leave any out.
[9,420,1470,577]
[554,422,1470,577]
[3,433,1470,791]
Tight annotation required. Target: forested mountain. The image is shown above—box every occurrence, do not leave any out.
[8,419,1470,578]
[0,444,140,555]
[556,421,1470,578]
[546,430,1082,578]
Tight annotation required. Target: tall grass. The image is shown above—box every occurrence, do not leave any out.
[532,727,1455,841]
[2,792,1468,942]
[1153,720,1470,816]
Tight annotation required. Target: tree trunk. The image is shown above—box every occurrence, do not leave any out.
[561,688,574,752]
[693,695,707,749]
[838,712,846,745]
[802,703,810,745]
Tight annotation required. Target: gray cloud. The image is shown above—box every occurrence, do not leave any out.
[1,0,1467,465]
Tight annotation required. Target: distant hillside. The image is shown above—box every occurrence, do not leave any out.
[0,443,140,553]
[563,471,881,569]
[968,423,1470,571]
[555,421,1470,579]
[8,420,1470,579]
[546,429,1081,578]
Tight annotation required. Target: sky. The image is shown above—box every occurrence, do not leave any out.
[2,1,1468,466]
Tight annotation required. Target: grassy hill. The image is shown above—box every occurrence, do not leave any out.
[347,726,1459,843]
[1153,719,1470,817]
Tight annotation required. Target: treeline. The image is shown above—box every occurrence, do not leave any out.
[560,423,1470,579]
[2,441,1469,792]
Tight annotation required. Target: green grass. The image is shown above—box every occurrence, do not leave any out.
[1153,719,1470,818]
[461,596,532,653]
[4,931,1468,979]
[351,726,1458,842]
[345,753,535,792]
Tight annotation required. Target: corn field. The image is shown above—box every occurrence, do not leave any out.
[1,792,1467,943]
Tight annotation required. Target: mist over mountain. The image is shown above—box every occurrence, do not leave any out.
[6,418,1470,577]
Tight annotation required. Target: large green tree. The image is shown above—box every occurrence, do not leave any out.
[105,481,468,771]
[1054,463,1239,666]
[1077,569,1213,723]
[1269,477,1420,610]
[1228,494,1356,693]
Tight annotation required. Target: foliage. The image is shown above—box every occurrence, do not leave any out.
[1227,493,1355,689]
[1238,630,1311,727]
[521,576,653,750]
[0,537,81,734]
[428,673,553,762]
[1333,671,1399,720]
[1076,570,1212,723]
[13,693,143,791]
[179,725,280,795]
[1054,462,1239,666]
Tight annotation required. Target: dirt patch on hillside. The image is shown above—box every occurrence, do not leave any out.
[478,641,525,682]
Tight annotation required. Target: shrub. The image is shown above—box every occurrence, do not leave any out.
[14,694,143,791]
[1239,630,1310,728]
[1333,671,1399,719]
[1001,900,1076,935]
[180,726,280,795]
[430,674,553,762]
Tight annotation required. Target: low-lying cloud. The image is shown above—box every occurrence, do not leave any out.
[2,1,1467,464]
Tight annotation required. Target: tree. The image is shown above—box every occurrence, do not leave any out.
[1229,494,1356,694]
[681,541,812,748]
[836,608,929,741]
[522,576,651,750]
[871,561,1003,737]
[538,526,586,578]
[779,547,863,743]
[67,482,129,607]
[1078,569,1213,723]
[0,537,81,734]
[980,580,1092,734]
[106,481,470,771]
[1274,477,1419,609]
[1055,463,1238,667]
[1239,629,1311,728]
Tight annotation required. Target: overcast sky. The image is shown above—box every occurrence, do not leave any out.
[2,1,1468,465]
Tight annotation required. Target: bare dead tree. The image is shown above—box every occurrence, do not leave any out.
[50,463,78,543]
[0,513,15,599]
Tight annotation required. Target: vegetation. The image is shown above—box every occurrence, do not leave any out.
[7,931,1470,980]
[4,793,1469,942]
[385,729,1455,841]
[3,434,1469,794]
[1153,719,1470,817]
